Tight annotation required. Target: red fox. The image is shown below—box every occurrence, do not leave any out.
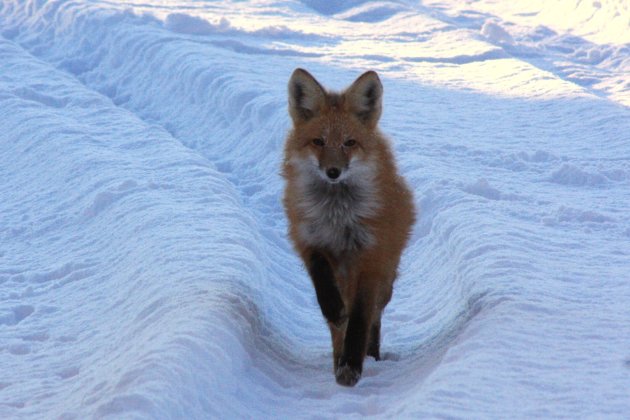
[282,68,416,386]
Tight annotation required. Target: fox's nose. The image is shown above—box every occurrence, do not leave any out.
[326,167,341,180]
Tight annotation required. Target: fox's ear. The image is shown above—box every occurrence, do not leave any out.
[288,68,326,124]
[345,71,383,127]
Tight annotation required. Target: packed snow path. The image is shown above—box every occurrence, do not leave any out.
[1,0,629,418]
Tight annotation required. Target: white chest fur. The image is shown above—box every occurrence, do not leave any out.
[292,158,380,254]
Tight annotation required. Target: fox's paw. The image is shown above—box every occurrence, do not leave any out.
[366,345,380,361]
[335,363,361,387]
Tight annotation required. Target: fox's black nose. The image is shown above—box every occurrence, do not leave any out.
[326,167,341,180]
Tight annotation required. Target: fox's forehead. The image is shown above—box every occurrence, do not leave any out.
[319,112,355,142]
[320,119,343,139]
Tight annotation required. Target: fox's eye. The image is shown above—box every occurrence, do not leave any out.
[344,139,357,147]
[312,138,325,147]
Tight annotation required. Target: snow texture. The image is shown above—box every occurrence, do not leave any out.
[1,0,629,418]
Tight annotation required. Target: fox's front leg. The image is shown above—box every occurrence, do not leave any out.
[335,289,375,387]
[329,321,347,373]
[367,315,381,361]
[368,281,393,361]
[306,250,347,326]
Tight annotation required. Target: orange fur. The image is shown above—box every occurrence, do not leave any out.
[282,68,415,386]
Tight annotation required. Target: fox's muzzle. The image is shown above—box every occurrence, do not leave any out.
[320,146,348,182]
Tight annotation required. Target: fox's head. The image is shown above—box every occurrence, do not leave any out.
[286,68,384,184]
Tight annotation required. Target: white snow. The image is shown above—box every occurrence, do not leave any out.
[1,0,629,418]
[481,21,515,46]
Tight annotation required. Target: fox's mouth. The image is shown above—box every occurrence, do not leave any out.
[326,178,342,185]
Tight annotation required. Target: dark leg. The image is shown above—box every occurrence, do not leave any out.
[367,317,381,361]
[329,321,346,373]
[335,293,370,387]
[307,251,346,326]
[368,281,392,361]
